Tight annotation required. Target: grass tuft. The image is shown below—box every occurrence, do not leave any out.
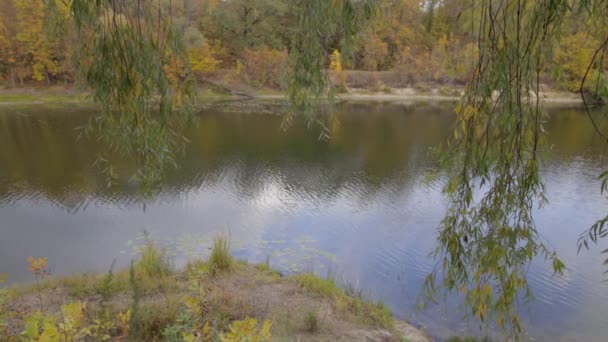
[136,239,173,279]
[208,235,233,275]
[303,308,320,333]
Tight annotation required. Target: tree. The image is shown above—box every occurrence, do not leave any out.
[12,0,58,84]
[329,49,342,72]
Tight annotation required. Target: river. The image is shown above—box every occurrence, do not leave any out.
[0,101,607,340]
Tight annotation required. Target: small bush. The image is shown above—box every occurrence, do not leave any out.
[209,235,233,275]
[303,309,320,333]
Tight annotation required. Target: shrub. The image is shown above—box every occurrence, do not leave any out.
[241,46,287,88]
[209,235,234,275]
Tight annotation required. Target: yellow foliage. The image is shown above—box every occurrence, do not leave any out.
[117,309,131,336]
[329,49,343,71]
[361,32,389,71]
[27,256,49,277]
[554,32,599,91]
[22,311,59,342]
[12,0,59,82]
[21,301,96,342]
[189,43,220,77]
[220,318,272,342]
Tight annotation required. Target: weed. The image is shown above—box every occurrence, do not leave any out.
[127,261,141,341]
[131,300,180,340]
[303,309,320,333]
[359,301,392,328]
[27,256,50,310]
[96,261,115,304]
[209,235,233,275]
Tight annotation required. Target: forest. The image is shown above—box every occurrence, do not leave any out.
[0,0,604,94]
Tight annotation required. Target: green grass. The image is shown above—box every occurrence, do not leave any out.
[293,273,393,329]
[293,273,342,298]
[208,235,234,275]
[0,93,86,103]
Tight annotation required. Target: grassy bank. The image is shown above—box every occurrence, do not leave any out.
[0,84,584,106]
[0,237,429,341]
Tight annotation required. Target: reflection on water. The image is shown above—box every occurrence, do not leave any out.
[0,102,607,341]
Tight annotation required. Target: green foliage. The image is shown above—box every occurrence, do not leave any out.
[209,235,234,275]
[421,0,581,338]
[96,262,116,303]
[284,0,375,134]
[66,0,197,190]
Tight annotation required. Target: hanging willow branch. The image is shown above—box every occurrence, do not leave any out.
[420,0,572,336]
[283,0,375,138]
[49,0,196,192]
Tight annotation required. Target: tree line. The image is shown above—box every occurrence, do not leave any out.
[0,0,604,93]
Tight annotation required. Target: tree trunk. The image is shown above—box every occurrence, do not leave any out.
[45,67,51,86]
[9,69,15,87]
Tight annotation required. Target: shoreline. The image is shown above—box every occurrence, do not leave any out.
[1,239,432,341]
[0,87,585,106]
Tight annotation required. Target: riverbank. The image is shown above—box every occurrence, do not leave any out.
[0,85,584,106]
[0,237,430,341]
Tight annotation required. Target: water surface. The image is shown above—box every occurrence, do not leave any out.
[0,101,607,341]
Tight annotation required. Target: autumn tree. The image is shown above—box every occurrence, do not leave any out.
[12,0,59,84]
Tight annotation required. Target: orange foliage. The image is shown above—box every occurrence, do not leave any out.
[241,46,287,88]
